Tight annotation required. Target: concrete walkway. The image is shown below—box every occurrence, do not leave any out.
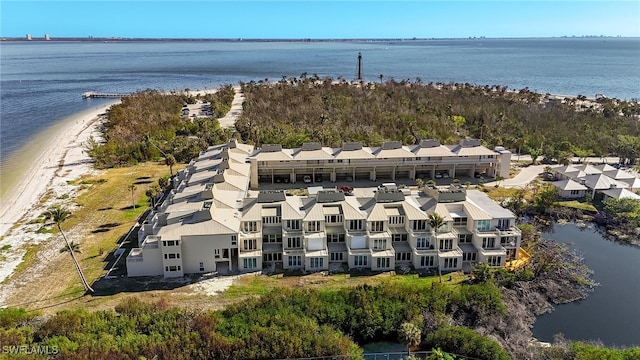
[484,165,546,188]
[217,87,245,129]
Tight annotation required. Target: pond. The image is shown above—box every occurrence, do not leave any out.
[532,222,640,347]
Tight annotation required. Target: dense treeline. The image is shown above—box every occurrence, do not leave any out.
[2,277,637,360]
[236,77,640,163]
[85,78,639,169]
[0,283,511,360]
[86,86,236,168]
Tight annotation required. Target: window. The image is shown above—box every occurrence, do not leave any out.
[570,190,581,195]
[162,240,179,247]
[262,234,282,243]
[288,255,302,267]
[389,215,404,225]
[396,252,411,261]
[439,238,453,250]
[327,233,345,243]
[416,237,430,249]
[370,221,384,232]
[310,257,324,268]
[453,217,467,226]
[287,237,301,248]
[243,221,257,232]
[487,256,502,266]
[263,253,282,262]
[482,237,496,249]
[420,256,434,267]
[392,234,408,242]
[497,219,510,230]
[501,236,515,246]
[376,257,390,268]
[325,214,343,223]
[476,220,491,232]
[463,252,477,261]
[287,220,301,230]
[373,238,387,250]
[444,258,458,269]
[458,233,472,243]
[164,253,180,259]
[349,220,363,231]
[231,235,237,246]
[330,252,344,261]
[243,258,257,269]
[262,216,281,224]
[412,220,427,231]
[353,255,368,266]
[306,221,320,232]
[199,262,204,272]
[214,249,220,258]
[243,239,257,250]
[165,265,181,272]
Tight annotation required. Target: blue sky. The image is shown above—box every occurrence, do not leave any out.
[1,1,639,39]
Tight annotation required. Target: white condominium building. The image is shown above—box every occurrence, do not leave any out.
[127,139,520,277]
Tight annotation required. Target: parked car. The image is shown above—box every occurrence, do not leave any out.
[315,174,323,182]
[303,175,312,183]
[336,185,354,195]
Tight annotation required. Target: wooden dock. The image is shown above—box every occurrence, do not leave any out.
[82,92,128,99]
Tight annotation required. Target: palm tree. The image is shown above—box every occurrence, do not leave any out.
[128,184,137,210]
[44,205,93,293]
[145,184,161,208]
[428,213,445,283]
[165,154,176,177]
[398,322,421,354]
[59,241,81,254]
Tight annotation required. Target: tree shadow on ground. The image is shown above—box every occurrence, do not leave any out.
[91,222,122,234]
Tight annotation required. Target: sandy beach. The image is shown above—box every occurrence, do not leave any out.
[0,87,246,307]
[0,102,117,286]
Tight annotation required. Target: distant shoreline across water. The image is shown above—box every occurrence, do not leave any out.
[2,35,637,42]
[2,37,638,168]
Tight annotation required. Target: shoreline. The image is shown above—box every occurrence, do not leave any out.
[0,102,117,285]
[0,86,239,287]
[0,87,225,236]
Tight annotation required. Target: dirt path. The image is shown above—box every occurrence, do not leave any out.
[217,87,244,129]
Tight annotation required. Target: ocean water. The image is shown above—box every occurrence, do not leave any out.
[1,38,639,163]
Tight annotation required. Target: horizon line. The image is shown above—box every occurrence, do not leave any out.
[2,35,637,42]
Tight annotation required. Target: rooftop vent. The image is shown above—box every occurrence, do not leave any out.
[261,144,283,152]
[381,141,402,150]
[460,139,481,148]
[257,190,287,203]
[301,142,322,151]
[419,139,441,148]
[316,190,346,203]
[342,142,363,151]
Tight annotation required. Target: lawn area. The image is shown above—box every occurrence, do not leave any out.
[67,162,174,288]
[220,271,468,301]
[555,200,598,212]
[4,161,176,311]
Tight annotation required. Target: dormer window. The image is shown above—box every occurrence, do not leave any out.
[370,221,384,232]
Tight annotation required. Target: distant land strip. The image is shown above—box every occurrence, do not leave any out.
[1,35,635,42]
